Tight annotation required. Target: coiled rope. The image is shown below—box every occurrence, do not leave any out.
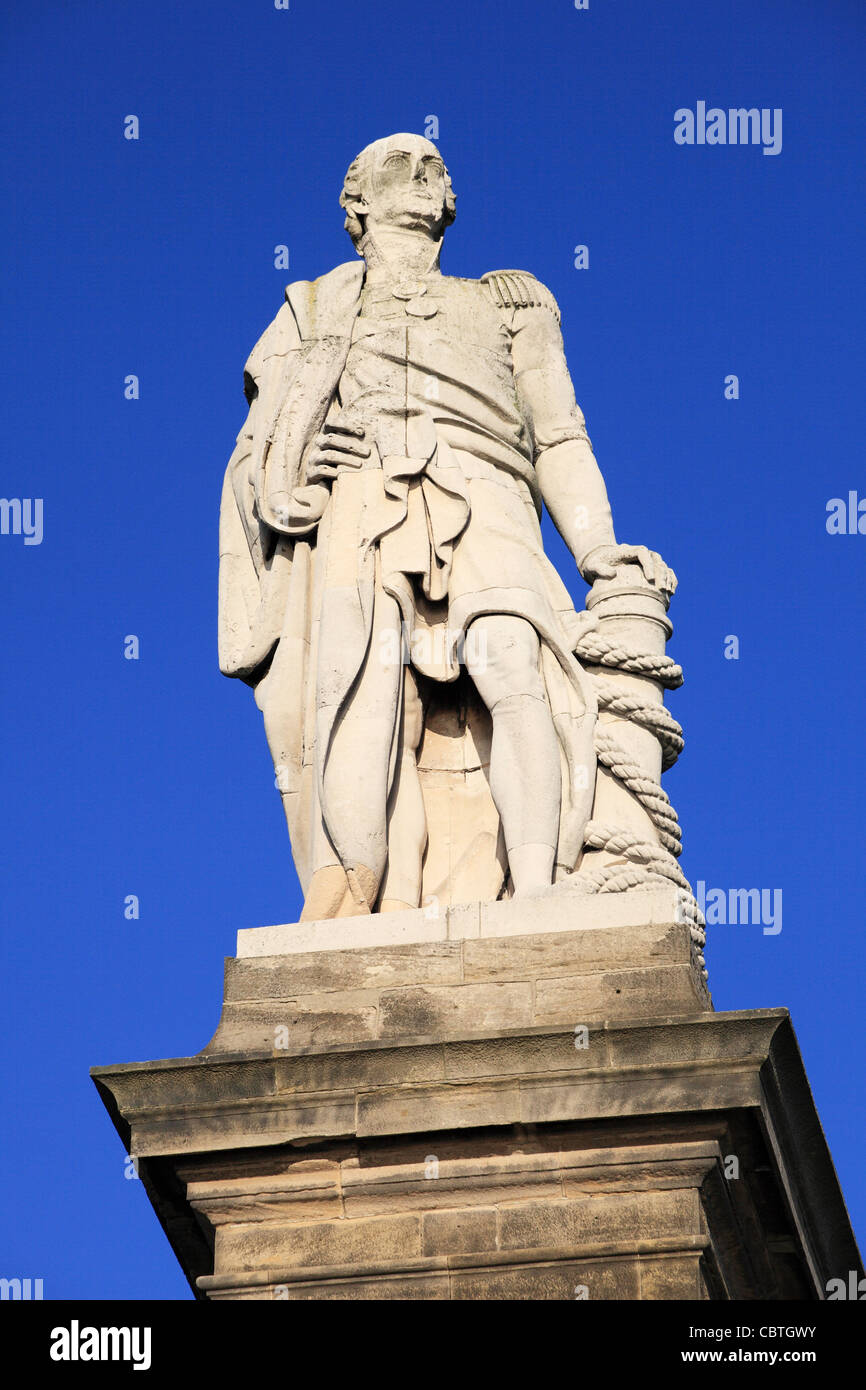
[573,627,707,972]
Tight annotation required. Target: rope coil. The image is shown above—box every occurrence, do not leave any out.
[572,625,707,975]
[592,675,684,770]
[575,630,684,688]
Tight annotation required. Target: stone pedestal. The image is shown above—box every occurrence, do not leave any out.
[92,891,861,1300]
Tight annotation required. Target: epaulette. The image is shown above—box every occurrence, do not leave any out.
[481,269,561,323]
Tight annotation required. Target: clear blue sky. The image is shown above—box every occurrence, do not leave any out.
[1,0,863,1298]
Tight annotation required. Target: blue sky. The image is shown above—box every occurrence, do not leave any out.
[1,0,864,1298]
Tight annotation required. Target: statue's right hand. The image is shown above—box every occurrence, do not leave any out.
[305,422,370,482]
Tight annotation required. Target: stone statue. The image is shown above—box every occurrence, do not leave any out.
[218,133,680,924]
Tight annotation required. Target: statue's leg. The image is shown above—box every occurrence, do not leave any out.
[465,614,561,896]
[379,665,427,912]
[312,589,404,916]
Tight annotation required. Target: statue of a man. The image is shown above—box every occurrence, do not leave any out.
[219,133,674,921]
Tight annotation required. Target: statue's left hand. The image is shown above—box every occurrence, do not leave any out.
[581,544,677,594]
[305,421,370,483]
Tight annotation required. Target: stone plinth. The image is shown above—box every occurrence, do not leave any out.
[91,893,860,1300]
[210,886,708,1054]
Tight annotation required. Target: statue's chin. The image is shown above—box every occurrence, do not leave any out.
[370,205,444,236]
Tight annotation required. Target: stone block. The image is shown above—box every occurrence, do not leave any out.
[461,921,682,982]
[378,982,533,1039]
[479,887,682,940]
[275,1042,446,1094]
[357,1078,523,1137]
[237,908,445,959]
[639,1252,706,1300]
[215,1212,422,1273]
[225,942,463,999]
[270,1272,452,1301]
[188,1169,343,1226]
[217,994,379,1051]
[449,1255,642,1301]
[533,964,704,1025]
[421,1207,498,1256]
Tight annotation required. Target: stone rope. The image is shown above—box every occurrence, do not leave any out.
[593,731,683,856]
[574,628,707,971]
[582,820,691,891]
[574,631,684,688]
[591,675,684,771]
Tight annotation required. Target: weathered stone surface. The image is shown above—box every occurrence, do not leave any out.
[378,981,533,1039]
[217,993,380,1051]
[215,1212,422,1272]
[533,964,702,1025]
[449,1256,642,1301]
[461,919,682,981]
[639,1253,706,1300]
[205,908,708,1056]
[357,1077,523,1138]
[440,1030,601,1080]
[498,1189,702,1251]
[227,941,463,998]
[206,1269,453,1301]
[92,1008,862,1300]
[187,1165,343,1227]
[274,1043,446,1094]
[422,1208,498,1256]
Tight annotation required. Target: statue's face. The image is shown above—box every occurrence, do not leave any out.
[362,136,448,236]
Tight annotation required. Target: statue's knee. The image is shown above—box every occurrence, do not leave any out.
[466,616,542,706]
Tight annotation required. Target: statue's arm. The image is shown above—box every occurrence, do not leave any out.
[510,297,617,576]
[510,287,676,592]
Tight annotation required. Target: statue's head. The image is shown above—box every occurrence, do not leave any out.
[340,133,457,249]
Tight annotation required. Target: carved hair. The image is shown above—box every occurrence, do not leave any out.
[339,141,457,247]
